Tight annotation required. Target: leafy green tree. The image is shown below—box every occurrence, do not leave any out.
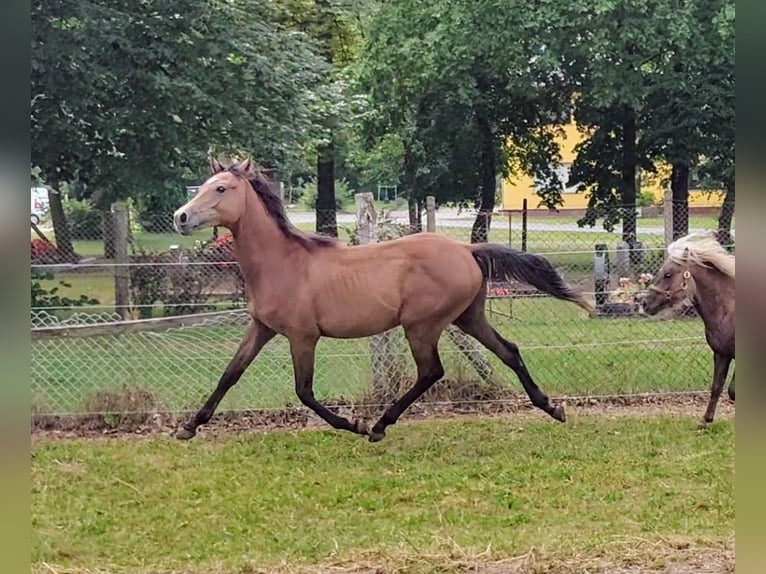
[32,0,327,256]
[552,0,734,250]
[359,0,574,241]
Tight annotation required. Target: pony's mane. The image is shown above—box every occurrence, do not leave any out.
[221,163,339,251]
[667,231,735,278]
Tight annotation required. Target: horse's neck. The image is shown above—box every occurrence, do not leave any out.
[231,194,300,286]
[691,265,734,325]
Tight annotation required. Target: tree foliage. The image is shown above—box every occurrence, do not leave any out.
[32,0,329,252]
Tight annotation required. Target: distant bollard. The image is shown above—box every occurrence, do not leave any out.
[594,243,609,307]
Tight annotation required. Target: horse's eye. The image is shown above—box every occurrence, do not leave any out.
[216,185,226,193]
[664,272,672,278]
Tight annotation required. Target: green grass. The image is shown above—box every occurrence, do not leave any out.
[31,414,734,573]
[31,298,713,415]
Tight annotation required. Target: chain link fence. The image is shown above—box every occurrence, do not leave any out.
[30,193,735,422]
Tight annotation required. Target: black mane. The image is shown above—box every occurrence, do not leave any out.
[224,165,339,251]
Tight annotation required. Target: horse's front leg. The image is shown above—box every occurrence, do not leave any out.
[176,319,276,440]
[289,336,369,437]
[699,352,732,428]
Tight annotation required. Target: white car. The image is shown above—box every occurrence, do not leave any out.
[31,186,49,225]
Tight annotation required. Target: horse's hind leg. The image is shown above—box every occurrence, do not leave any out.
[176,319,276,440]
[453,303,565,423]
[727,369,735,401]
[290,336,369,437]
[700,352,732,428]
[368,326,445,442]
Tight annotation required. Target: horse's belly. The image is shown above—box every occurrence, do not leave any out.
[318,305,400,339]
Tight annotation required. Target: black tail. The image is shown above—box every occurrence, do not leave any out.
[471,244,593,312]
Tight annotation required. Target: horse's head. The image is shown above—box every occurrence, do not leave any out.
[173,157,253,235]
[640,249,693,315]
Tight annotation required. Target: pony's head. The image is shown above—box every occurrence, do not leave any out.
[641,231,734,315]
[173,157,255,235]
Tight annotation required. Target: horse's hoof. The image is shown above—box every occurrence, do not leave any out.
[368,429,386,443]
[175,426,196,440]
[697,420,710,431]
[552,404,566,423]
[352,419,369,436]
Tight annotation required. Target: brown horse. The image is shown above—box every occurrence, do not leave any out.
[641,231,735,427]
[172,158,593,442]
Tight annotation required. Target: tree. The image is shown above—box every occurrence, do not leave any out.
[32,0,327,256]
[359,0,574,241]
[548,0,734,254]
[641,0,735,241]
[276,0,372,237]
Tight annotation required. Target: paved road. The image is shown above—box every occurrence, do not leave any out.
[286,210,726,237]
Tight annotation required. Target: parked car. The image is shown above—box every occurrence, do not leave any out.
[31,186,49,225]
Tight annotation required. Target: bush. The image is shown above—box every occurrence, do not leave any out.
[63,199,103,240]
[637,191,658,207]
[297,178,354,211]
[127,238,244,318]
[136,184,187,233]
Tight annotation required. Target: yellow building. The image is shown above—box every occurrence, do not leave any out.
[500,120,724,212]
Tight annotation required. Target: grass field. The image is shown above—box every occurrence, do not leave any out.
[31,413,734,574]
[31,297,713,416]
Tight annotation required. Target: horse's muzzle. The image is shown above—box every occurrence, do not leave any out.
[173,210,193,235]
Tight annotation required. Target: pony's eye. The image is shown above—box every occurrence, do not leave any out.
[664,272,672,278]
[216,185,226,193]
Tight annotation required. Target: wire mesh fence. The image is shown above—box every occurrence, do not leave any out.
[30,194,734,421]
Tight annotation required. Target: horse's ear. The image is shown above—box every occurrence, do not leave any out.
[235,157,252,174]
[209,157,224,174]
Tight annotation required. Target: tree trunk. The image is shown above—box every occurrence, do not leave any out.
[315,139,338,237]
[620,108,638,245]
[470,116,496,244]
[670,162,690,240]
[46,184,77,262]
[718,179,735,249]
[402,141,420,232]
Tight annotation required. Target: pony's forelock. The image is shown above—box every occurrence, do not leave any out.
[666,231,735,278]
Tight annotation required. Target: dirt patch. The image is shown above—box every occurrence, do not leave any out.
[31,536,733,574]
[31,391,734,443]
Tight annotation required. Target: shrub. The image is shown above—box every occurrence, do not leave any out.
[637,191,658,208]
[128,238,244,318]
[136,184,187,233]
[297,178,354,211]
[63,199,103,240]
[30,239,60,263]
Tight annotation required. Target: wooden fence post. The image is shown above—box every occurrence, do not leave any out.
[355,193,408,397]
[425,195,436,233]
[112,202,130,320]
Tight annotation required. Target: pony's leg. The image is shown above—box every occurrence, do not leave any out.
[454,310,565,422]
[290,336,369,436]
[369,327,444,442]
[700,353,732,427]
[176,319,276,440]
[727,369,735,401]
